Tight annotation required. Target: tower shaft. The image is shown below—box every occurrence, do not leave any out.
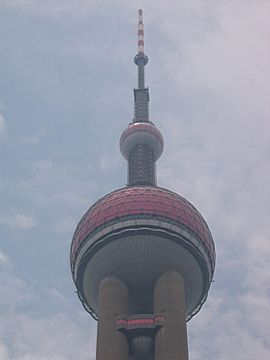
[96,271,189,360]
[154,271,189,360]
[128,144,156,185]
[96,276,129,360]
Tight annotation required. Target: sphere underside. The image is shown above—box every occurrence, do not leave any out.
[79,231,204,319]
[70,186,215,320]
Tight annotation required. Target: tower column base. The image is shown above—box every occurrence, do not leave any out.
[154,270,189,360]
[96,276,129,360]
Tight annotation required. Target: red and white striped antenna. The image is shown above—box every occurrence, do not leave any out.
[138,9,144,54]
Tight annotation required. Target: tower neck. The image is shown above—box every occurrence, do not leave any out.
[128,143,156,186]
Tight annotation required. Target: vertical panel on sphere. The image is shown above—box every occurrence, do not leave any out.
[154,271,189,360]
[96,276,129,360]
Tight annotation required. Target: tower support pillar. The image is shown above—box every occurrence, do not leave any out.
[96,276,129,360]
[154,270,189,360]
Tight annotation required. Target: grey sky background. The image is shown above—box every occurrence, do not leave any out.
[0,1,269,359]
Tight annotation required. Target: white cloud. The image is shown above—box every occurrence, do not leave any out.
[0,251,9,265]
[0,0,100,18]
[0,114,6,135]
[0,343,10,360]
[189,288,270,359]
[0,212,36,229]
[19,159,96,210]
[54,217,77,235]
[20,130,47,145]
[2,313,94,360]
[0,271,95,360]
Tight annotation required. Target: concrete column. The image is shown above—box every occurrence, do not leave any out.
[96,276,129,360]
[154,270,189,360]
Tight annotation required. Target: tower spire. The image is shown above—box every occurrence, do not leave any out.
[134,9,149,122]
[119,9,164,186]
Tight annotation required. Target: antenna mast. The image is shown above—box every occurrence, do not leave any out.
[134,9,150,123]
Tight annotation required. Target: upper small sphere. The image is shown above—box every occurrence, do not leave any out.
[120,123,164,161]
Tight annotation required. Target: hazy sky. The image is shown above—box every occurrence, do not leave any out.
[0,1,270,359]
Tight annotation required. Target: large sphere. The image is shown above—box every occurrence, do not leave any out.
[70,186,215,320]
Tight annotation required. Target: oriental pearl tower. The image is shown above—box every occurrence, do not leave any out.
[70,9,215,360]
